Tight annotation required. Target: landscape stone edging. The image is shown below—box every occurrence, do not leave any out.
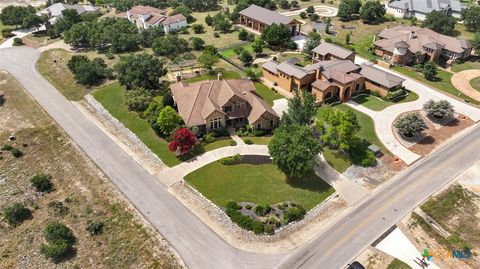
[173,179,339,243]
[84,94,165,167]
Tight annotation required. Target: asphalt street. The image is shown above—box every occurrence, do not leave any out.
[1,46,479,269]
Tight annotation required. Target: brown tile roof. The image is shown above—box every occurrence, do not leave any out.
[309,60,360,82]
[129,5,166,18]
[160,14,187,25]
[239,4,295,26]
[171,79,278,127]
[311,80,336,91]
[312,42,355,59]
[375,25,471,54]
[360,65,405,89]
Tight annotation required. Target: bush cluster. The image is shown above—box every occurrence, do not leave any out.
[244,139,254,145]
[30,174,54,193]
[254,205,272,216]
[41,221,76,263]
[2,202,32,227]
[211,128,229,138]
[225,202,266,234]
[48,201,69,217]
[86,221,104,236]
[283,206,306,223]
[1,144,23,158]
[218,154,242,165]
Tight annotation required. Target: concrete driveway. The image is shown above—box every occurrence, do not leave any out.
[350,58,480,165]
[451,69,480,102]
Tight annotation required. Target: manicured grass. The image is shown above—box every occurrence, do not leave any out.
[254,82,283,106]
[185,162,335,210]
[393,66,480,105]
[387,259,412,269]
[317,104,390,155]
[351,35,378,61]
[276,53,309,66]
[185,69,242,83]
[451,58,480,73]
[322,148,351,173]
[242,136,272,145]
[351,91,419,111]
[203,137,235,151]
[469,77,480,92]
[220,43,253,58]
[92,83,180,167]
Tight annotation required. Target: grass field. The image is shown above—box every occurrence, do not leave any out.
[451,58,480,73]
[203,137,235,151]
[254,82,283,106]
[0,72,180,268]
[220,43,253,58]
[393,66,480,105]
[242,136,272,145]
[322,148,351,173]
[185,161,335,210]
[92,83,180,167]
[470,77,480,92]
[185,68,242,82]
[352,91,419,111]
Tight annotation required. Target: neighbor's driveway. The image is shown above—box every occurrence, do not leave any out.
[451,69,480,102]
[349,58,480,165]
[280,5,338,17]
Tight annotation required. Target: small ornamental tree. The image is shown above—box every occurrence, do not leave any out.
[251,38,264,56]
[394,113,427,137]
[124,88,152,112]
[337,0,362,21]
[156,106,183,136]
[422,62,438,81]
[168,128,197,156]
[192,24,205,34]
[423,99,455,119]
[190,37,205,50]
[239,50,253,66]
[359,0,385,24]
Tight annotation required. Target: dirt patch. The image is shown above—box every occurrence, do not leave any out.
[0,71,183,268]
[354,246,394,269]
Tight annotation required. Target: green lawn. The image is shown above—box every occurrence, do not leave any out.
[185,162,335,210]
[322,148,352,173]
[317,104,390,155]
[276,53,309,66]
[351,35,378,61]
[387,259,412,269]
[203,137,235,151]
[242,136,272,145]
[351,91,419,111]
[254,82,283,106]
[393,66,480,105]
[451,58,480,73]
[92,83,180,167]
[220,43,253,58]
[469,77,480,92]
[185,69,242,83]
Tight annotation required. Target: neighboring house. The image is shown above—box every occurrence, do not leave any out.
[386,0,466,20]
[126,5,187,33]
[170,78,279,132]
[37,3,100,25]
[312,42,356,62]
[373,26,472,65]
[238,4,302,36]
[262,58,404,103]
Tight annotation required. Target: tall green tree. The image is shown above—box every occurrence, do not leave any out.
[422,10,456,35]
[156,106,183,136]
[48,9,81,37]
[0,5,36,26]
[337,0,361,21]
[197,51,219,71]
[282,90,316,126]
[422,61,438,81]
[302,31,321,57]
[471,32,480,52]
[251,37,264,56]
[115,54,165,90]
[359,0,385,24]
[462,6,480,32]
[239,50,253,66]
[268,125,322,178]
[261,23,292,49]
[152,35,190,57]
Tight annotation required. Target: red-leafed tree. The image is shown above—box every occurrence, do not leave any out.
[168,128,197,156]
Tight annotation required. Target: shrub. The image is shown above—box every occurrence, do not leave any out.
[1,144,13,151]
[41,240,73,263]
[423,99,454,119]
[283,206,306,223]
[211,128,229,137]
[204,132,216,143]
[48,201,69,217]
[1,28,14,38]
[264,225,274,235]
[41,222,76,262]
[299,12,307,19]
[3,202,32,227]
[229,140,237,146]
[105,52,114,60]
[252,221,265,234]
[225,202,267,234]
[43,221,76,244]
[218,154,242,165]
[192,24,205,34]
[11,147,23,158]
[86,221,104,235]
[254,205,271,216]
[245,204,252,210]
[394,113,427,137]
[12,37,23,46]
[350,147,377,167]
[124,88,152,112]
[214,32,220,38]
[244,139,253,145]
[253,130,266,137]
[30,174,54,193]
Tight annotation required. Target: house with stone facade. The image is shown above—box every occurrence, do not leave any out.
[386,0,466,20]
[170,79,279,132]
[312,42,356,62]
[127,5,187,34]
[238,4,302,36]
[373,26,472,65]
[262,43,405,103]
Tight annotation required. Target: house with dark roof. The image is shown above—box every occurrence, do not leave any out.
[238,4,302,36]
[387,0,466,20]
[312,42,356,62]
[373,26,472,65]
[170,79,279,132]
[127,5,187,34]
[262,59,404,103]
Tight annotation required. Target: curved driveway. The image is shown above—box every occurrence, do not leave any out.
[451,69,480,102]
[2,46,480,269]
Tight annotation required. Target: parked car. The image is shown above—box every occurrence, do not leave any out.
[347,261,365,269]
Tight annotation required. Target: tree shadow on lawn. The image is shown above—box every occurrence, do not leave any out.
[285,171,333,194]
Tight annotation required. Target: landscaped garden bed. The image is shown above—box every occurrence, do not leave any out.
[351,90,419,111]
[184,155,335,234]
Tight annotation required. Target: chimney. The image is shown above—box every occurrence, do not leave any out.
[409,31,416,39]
[217,73,223,80]
[175,72,182,82]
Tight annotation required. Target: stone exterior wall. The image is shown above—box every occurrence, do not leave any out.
[364,80,391,97]
[205,110,226,132]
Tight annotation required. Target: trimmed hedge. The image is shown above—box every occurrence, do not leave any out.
[218,154,242,165]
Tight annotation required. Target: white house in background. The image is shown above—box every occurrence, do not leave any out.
[37,3,100,25]
[386,0,467,20]
[126,5,187,34]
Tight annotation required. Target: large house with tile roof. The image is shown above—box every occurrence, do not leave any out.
[38,3,100,25]
[386,0,466,20]
[238,4,302,36]
[171,79,279,132]
[126,5,187,33]
[262,42,405,103]
[373,26,472,65]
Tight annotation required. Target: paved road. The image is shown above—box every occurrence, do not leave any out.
[0,47,285,269]
[2,46,479,269]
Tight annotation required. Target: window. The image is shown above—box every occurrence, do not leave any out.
[224,106,232,112]
[209,117,222,129]
[269,119,274,128]
[257,122,262,129]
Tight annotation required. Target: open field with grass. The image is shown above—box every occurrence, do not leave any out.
[352,91,419,111]
[0,71,180,269]
[470,77,480,92]
[185,161,335,211]
[393,66,480,105]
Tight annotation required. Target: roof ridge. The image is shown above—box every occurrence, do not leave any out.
[185,82,206,125]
